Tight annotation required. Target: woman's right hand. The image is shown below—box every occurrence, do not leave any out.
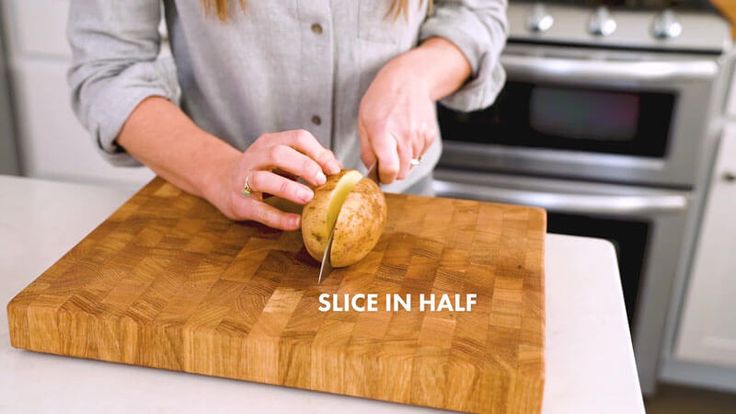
[205,129,341,231]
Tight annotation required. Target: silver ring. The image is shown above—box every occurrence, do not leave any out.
[241,174,253,197]
[410,157,422,167]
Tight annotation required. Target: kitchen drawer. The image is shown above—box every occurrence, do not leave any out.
[11,58,153,186]
[2,0,72,59]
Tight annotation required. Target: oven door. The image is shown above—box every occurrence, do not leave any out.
[432,168,690,392]
[438,45,722,188]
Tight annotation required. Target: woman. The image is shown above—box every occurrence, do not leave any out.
[68,0,507,230]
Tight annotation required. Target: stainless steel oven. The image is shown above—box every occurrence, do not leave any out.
[438,44,722,187]
[433,1,734,395]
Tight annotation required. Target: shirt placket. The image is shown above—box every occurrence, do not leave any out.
[298,0,334,150]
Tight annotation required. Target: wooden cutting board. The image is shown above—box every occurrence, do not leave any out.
[7,177,546,414]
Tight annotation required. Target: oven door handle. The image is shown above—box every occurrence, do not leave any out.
[432,180,689,217]
[501,53,718,84]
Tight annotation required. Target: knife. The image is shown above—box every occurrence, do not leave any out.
[317,228,335,284]
[317,163,380,284]
[366,162,380,185]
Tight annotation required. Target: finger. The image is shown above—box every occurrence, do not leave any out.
[271,169,298,181]
[249,170,314,204]
[253,144,327,187]
[368,125,400,184]
[411,130,424,160]
[414,122,430,157]
[395,131,413,180]
[278,129,341,175]
[232,197,301,231]
[421,123,438,156]
[358,121,377,169]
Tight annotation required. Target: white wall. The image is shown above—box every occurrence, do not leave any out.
[1,0,154,189]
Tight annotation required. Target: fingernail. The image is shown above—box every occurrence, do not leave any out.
[299,188,314,202]
[328,160,340,174]
[316,171,327,184]
[292,215,301,228]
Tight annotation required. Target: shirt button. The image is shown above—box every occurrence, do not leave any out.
[311,115,322,126]
[311,23,323,35]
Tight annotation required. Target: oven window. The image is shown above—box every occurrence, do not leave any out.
[530,87,640,141]
[438,81,677,158]
[547,212,650,328]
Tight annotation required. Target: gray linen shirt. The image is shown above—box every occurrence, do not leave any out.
[68,0,507,192]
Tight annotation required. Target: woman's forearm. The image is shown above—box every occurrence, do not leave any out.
[393,37,473,101]
[117,96,240,199]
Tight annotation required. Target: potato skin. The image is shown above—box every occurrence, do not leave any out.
[330,178,387,267]
[301,170,352,261]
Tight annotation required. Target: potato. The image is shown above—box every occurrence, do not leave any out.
[329,177,387,267]
[301,170,364,261]
[301,169,387,267]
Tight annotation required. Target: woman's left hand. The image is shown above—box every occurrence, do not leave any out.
[358,38,471,185]
[358,53,439,185]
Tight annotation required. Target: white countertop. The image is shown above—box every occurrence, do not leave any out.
[0,175,645,414]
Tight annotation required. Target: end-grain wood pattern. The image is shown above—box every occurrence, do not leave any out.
[8,178,546,414]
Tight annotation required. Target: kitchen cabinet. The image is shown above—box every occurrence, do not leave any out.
[0,16,19,175]
[10,58,154,186]
[7,0,72,59]
[673,128,736,372]
[0,0,153,187]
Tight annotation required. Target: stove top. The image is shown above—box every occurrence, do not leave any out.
[508,1,731,53]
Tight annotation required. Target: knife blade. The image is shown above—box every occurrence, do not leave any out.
[366,163,380,185]
[318,226,335,284]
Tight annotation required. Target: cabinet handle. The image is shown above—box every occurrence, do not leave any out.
[724,171,736,183]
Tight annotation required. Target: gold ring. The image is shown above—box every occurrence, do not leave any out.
[410,157,422,167]
[241,174,253,197]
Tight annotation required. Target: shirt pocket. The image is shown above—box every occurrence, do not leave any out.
[358,0,406,44]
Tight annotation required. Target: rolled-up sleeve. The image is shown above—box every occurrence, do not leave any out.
[68,1,180,166]
[419,0,508,111]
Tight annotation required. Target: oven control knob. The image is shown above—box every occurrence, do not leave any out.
[651,9,682,40]
[527,4,554,33]
[588,6,617,37]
